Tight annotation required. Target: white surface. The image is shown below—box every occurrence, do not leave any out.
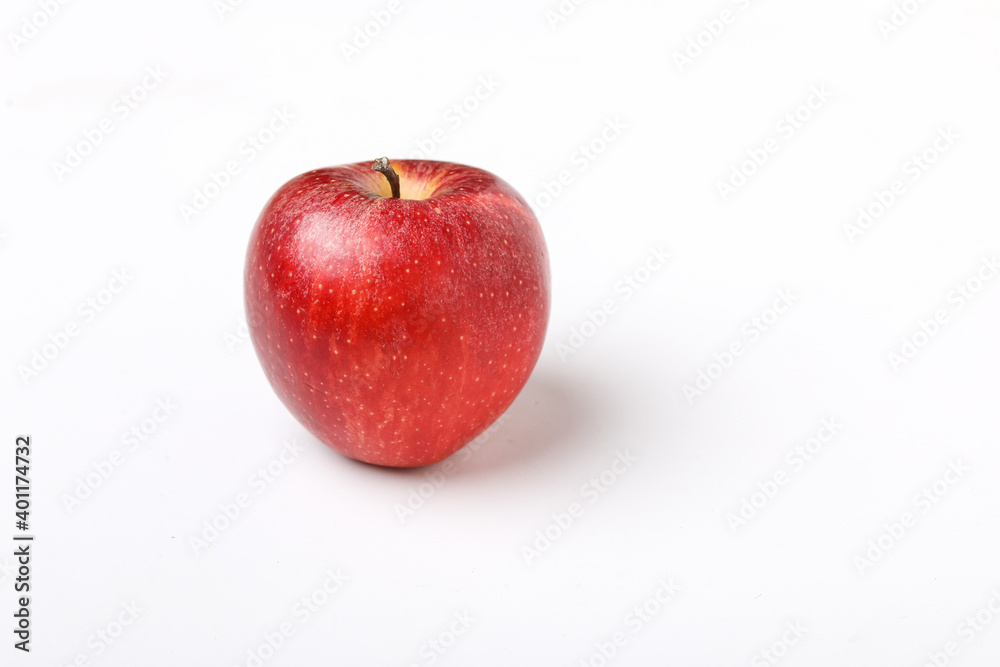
[3,1,1000,665]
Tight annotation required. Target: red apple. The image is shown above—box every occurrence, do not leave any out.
[244,158,550,467]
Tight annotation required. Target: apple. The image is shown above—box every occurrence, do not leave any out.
[244,158,550,467]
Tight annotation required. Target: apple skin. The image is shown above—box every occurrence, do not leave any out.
[244,159,550,467]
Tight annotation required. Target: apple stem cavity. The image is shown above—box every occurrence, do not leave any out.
[372,157,401,199]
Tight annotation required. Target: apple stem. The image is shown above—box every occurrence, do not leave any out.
[372,157,401,199]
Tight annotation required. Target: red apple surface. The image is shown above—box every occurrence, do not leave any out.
[244,158,550,467]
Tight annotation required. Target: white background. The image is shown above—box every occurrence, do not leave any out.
[3,0,1000,665]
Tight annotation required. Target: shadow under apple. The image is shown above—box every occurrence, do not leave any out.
[333,362,614,482]
[457,368,610,477]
